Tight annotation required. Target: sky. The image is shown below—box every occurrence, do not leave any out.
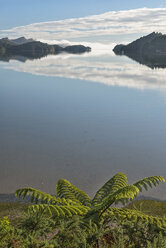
[1,7,166,44]
[1,0,166,30]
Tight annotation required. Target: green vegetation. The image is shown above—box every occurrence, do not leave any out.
[0,173,165,247]
[0,202,27,226]
[127,199,166,218]
[0,202,27,218]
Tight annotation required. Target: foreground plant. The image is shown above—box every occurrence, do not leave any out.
[14,173,165,247]
[0,217,10,241]
[15,173,165,221]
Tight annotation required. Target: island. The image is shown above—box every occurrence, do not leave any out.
[113,32,166,69]
[0,37,91,62]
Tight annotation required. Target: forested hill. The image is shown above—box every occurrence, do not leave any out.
[113,32,166,68]
[0,37,91,62]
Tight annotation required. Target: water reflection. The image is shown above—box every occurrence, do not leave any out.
[0,47,166,90]
[1,43,166,200]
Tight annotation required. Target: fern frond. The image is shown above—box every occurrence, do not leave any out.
[15,187,78,206]
[56,179,91,206]
[86,185,139,218]
[92,173,128,206]
[133,176,165,192]
[114,176,165,205]
[104,185,139,207]
[28,204,89,217]
[106,208,166,228]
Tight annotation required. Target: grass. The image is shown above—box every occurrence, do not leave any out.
[127,199,166,218]
[0,200,165,247]
[0,202,28,225]
[0,200,166,223]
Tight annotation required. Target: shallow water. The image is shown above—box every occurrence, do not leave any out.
[0,50,166,200]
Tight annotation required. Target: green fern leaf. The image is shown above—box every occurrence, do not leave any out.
[15,187,79,206]
[92,173,128,206]
[86,185,139,218]
[28,204,89,217]
[56,179,91,206]
[134,176,165,192]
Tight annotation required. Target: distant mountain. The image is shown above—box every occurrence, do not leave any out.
[11,37,34,45]
[1,37,34,45]
[0,37,91,62]
[113,32,166,69]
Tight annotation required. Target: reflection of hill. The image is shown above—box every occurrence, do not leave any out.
[113,32,166,69]
[0,37,91,62]
[1,53,166,90]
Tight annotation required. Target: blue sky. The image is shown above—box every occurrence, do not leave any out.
[1,0,166,30]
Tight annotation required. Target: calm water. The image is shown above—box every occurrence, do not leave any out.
[0,49,166,200]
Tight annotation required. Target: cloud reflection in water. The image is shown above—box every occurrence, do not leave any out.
[0,45,166,91]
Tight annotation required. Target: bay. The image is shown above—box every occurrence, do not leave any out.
[0,50,166,200]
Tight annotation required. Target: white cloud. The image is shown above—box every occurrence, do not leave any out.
[0,8,166,42]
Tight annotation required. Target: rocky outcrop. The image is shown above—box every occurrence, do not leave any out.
[0,37,91,62]
[113,32,166,69]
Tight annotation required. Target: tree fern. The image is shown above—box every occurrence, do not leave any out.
[14,173,166,248]
[15,173,165,225]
